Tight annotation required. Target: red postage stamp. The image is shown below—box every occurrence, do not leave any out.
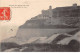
[0,7,10,20]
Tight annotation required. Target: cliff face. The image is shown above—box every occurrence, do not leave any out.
[15,4,80,44]
[19,4,80,29]
[2,4,80,45]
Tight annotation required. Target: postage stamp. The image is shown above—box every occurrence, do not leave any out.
[0,7,10,20]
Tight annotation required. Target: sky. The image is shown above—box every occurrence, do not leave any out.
[0,0,80,41]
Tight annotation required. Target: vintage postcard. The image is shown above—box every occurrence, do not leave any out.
[0,0,80,52]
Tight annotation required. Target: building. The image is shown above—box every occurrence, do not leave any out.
[27,4,80,27]
[42,4,80,25]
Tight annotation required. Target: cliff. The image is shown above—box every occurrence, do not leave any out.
[2,4,80,45]
[20,4,80,29]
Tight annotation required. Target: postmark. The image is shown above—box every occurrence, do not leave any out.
[0,7,10,20]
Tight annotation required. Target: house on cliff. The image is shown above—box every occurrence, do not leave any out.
[20,4,80,28]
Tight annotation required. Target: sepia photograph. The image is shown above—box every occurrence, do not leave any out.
[0,0,80,52]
